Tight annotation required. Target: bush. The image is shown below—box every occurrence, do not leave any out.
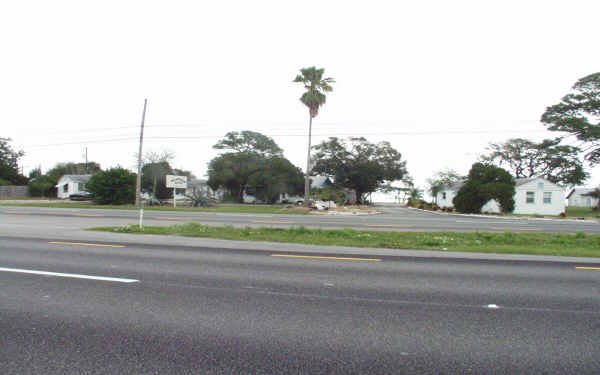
[86,167,136,205]
[453,163,515,214]
[559,212,566,217]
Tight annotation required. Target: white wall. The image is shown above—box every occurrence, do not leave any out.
[513,179,564,215]
[56,180,86,198]
[568,191,599,208]
[437,178,565,215]
[436,190,456,208]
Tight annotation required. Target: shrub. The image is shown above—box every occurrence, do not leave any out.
[86,167,136,205]
[559,212,566,218]
[453,163,515,214]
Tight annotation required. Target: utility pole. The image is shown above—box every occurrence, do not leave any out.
[135,99,148,207]
[84,147,88,173]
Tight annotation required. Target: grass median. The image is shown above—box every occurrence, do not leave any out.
[90,222,600,258]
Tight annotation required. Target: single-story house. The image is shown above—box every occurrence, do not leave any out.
[566,188,599,208]
[55,174,92,199]
[436,177,565,215]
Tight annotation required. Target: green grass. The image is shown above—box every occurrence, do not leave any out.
[90,223,600,257]
[0,201,309,215]
[565,206,599,219]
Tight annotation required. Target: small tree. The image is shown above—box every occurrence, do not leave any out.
[426,169,462,204]
[0,137,27,185]
[86,167,136,205]
[453,163,515,214]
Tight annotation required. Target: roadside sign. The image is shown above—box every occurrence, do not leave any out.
[166,175,187,189]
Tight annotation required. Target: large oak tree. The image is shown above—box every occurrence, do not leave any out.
[480,138,588,187]
[311,137,408,204]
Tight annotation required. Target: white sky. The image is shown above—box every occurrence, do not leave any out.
[2,0,599,193]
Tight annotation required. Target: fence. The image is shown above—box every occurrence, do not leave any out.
[0,185,30,198]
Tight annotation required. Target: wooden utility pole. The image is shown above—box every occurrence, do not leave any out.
[135,99,148,207]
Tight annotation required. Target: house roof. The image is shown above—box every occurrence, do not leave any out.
[58,174,92,184]
[566,187,596,199]
[443,177,560,192]
[310,175,332,189]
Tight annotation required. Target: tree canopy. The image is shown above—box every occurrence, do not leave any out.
[541,72,600,165]
[86,167,136,205]
[480,138,588,186]
[46,162,102,178]
[213,131,282,157]
[426,169,463,202]
[207,131,302,203]
[453,163,515,214]
[0,137,27,185]
[293,66,335,119]
[311,137,408,204]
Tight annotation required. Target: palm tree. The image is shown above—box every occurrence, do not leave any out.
[294,67,335,206]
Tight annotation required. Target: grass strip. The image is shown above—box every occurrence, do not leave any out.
[0,202,309,215]
[90,223,600,258]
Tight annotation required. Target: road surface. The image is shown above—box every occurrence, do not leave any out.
[1,231,599,374]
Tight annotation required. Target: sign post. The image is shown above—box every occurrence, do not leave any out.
[166,175,188,208]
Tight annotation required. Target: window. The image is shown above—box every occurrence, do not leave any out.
[543,192,551,204]
[442,192,447,200]
[80,183,86,191]
[538,182,544,190]
[526,191,534,204]
[63,184,68,193]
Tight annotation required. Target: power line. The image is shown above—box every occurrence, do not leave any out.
[23,128,549,149]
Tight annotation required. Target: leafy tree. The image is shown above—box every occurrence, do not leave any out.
[247,157,304,204]
[213,131,282,157]
[208,132,301,203]
[481,138,587,186]
[541,72,600,164]
[311,137,408,204]
[46,161,102,178]
[28,175,58,197]
[426,169,463,203]
[294,66,335,206]
[453,163,516,214]
[0,137,27,185]
[86,167,136,205]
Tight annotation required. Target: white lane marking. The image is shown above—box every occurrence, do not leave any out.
[486,304,500,309]
[0,267,139,283]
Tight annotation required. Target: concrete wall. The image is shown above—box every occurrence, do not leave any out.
[0,185,29,198]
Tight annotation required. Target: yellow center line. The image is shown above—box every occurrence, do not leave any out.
[49,241,125,248]
[74,214,104,217]
[575,267,600,270]
[3,211,29,215]
[272,254,381,262]
[364,224,413,228]
[252,221,295,225]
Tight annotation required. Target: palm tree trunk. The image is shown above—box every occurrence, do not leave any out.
[304,115,313,207]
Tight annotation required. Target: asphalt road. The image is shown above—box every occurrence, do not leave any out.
[1,204,599,233]
[1,234,600,374]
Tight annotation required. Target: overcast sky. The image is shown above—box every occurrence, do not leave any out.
[2,0,599,193]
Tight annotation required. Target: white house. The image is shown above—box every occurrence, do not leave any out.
[567,188,599,208]
[436,177,565,215]
[55,174,92,199]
